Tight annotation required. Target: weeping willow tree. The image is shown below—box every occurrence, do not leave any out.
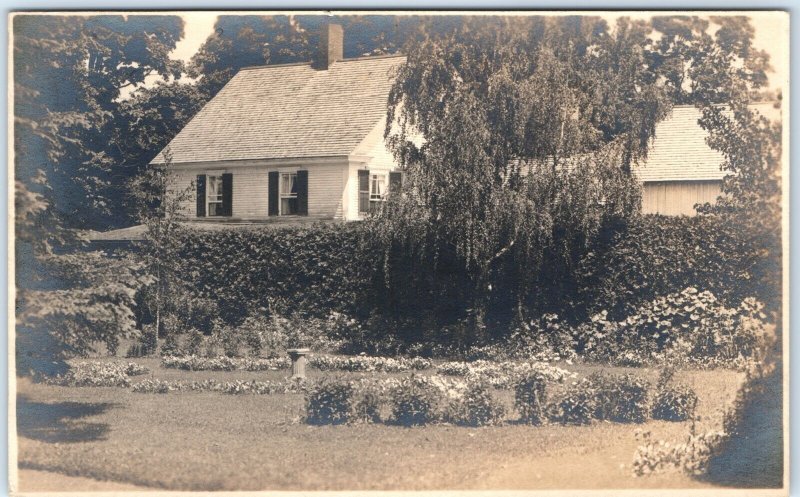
[370,16,673,342]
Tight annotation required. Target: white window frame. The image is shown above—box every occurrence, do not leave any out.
[206,174,224,217]
[369,172,388,205]
[279,171,298,216]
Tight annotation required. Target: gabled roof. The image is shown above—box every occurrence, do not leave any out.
[152,54,406,165]
[635,102,781,182]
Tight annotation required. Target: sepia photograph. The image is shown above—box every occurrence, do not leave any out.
[10,10,789,494]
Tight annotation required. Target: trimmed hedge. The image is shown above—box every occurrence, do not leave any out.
[164,213,777,347]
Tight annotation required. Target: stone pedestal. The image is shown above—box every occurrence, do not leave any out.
[287,348,311,379]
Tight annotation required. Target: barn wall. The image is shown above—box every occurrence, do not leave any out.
[641,180,722,216]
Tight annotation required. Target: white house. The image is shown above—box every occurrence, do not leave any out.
[90,25,780,242]
[152,24,405,223]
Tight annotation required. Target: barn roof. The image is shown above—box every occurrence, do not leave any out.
[152,54,406,165]
[634,102,782,182]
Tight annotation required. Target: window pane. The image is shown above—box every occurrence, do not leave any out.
[281,173,296,196]
[281,197,298,215]
[370,174,386,200]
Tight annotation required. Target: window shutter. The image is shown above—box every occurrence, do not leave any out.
[296,170,308,216]
[268,171,279,216]
[221,173,233,217]
[358,170,370,213]
[389,171,402,194]
[196,174,206,218]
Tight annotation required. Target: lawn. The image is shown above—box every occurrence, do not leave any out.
[16,357,746,491]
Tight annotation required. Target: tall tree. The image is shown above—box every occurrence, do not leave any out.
[379,16,671,338]
[14,14,185,230]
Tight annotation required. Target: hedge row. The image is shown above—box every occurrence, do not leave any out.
[168,214,778,342]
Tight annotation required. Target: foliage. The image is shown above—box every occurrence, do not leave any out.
[576,214,780,321]
[652,386,698,422]
[308,354,431,373]
[14,15,186,229]
[45,361,149,387]
[161,355,290,371]
[436,360,573,389]
[18,251,154,358]
[445,381,506,427]
[573,288,770,366]
[389,375,442,426]
[132,378,304,395]
[176,224,371,324]
[546,381,597,425]
[632,429,724,476]
[305,378,354,425]
[588,372,650,423]
[379,15,682,339]
[514,371,548,425]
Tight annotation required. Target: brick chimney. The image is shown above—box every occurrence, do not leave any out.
[316,24,343,70]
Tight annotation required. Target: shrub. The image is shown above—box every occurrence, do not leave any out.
[350,381,384,424]
[589,372,650,423]
[547,380,596,425]
[515,372,548,425]
[305,378,354,425]
[390,375,441,426]
[652,386,698,421]
[446,381,505,427]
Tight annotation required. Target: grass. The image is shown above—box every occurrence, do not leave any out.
[17,357,747,491]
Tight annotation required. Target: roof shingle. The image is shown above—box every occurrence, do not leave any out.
[635,102,781,182]
[152,55,406,164]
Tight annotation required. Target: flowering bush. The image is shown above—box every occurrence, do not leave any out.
[589,372,650,423]
[573,289,769,366]
[161,355,290,371]
[514,372,548,425]
[445,381,506,427]
[46,362,149,387]
[308,354,432,373]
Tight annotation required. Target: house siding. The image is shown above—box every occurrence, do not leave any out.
[346,119,401,220]
[642,180,722,216]
[169,161,348,221]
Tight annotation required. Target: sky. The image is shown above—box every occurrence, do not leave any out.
[167,11,787,91]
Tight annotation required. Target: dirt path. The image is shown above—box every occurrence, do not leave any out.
[17,468,156,492]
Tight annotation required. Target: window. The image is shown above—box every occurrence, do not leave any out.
[370,173,388,203]
[206,175,224,216]
[280,172,298,215]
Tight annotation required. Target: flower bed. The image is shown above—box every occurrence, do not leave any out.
[308,355,432,373]
[435,360,573,389]
[161,355,291,371]
[132,378,305,394]
[45,362,150,387]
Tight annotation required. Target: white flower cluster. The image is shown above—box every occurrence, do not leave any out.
[161,355,291,371]
[435,360,574,389]
[308,355,432,372]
